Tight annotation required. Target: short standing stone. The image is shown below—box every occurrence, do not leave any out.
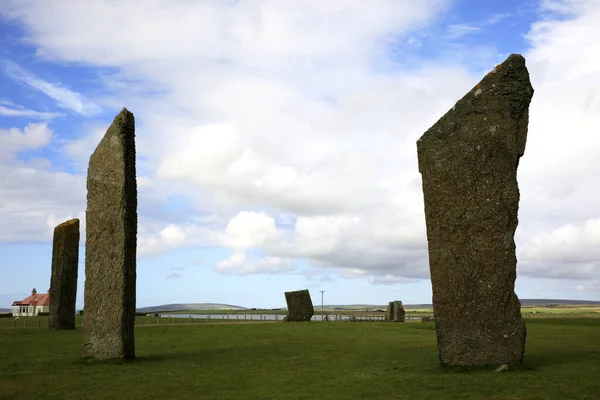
[283,289,314,322]
[83,108,137,360]
[385,301,405,322]
[417,54,533,366]
[48,218,80,330]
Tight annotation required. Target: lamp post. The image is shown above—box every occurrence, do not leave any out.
[319,290,325,321]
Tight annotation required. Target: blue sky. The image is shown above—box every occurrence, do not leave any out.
[1,0,599,309]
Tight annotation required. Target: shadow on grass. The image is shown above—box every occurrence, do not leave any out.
[72,344,276,366]
[430,363,540,375]
[430,345,600,375]
[524,347,600,368]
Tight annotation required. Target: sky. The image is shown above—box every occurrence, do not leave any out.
[0,0,599,309]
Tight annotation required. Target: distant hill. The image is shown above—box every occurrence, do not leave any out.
[137,303,247,312]
[136,299,600,313]
[519,299,600,306]
[333,300,600,310]
[0,308,9,313]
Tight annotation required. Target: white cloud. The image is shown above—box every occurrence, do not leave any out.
[482,13,511,25]
[446,24,481,38]
[166,272,183,280]
[61,126,106,169]
[46,211,86,239]
[222,211,278,250]
[368,274,418,285]
[0,124,86,242]
[4,61,101,115]
[215,251,293,275]
[213,210,429,277]
[519,219,600,280]
[138,223,207,257]
[1,0,600,287]
[518,2,600,224]
[0,0,450,66]
[0,122,52,156]
[0,100,63,119]
[443,12,511,40]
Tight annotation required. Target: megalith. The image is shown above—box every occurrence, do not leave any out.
[283,289,314,322]
[417,54,533,366]
[385,301,405,322]
[83,108,137,360]
[49,218,80,330]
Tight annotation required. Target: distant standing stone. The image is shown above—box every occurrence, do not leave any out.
[283,289,314,322]
[417,54,533,366]
[385,301,405,322]
[49,218,80,330]
[83,108,137,360]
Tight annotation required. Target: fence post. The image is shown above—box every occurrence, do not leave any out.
[250,315,252,321]
[38,320,41,328]
[222,316,224,323]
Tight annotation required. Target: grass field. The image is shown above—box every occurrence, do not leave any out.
[521,306,600,318]
[1,317,599,399]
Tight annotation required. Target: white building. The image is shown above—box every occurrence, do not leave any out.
[11,288,50,316]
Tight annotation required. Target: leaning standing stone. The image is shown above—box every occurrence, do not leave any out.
[83,108,137,360]
[49,218,80,330]
[417,54,533,366]
[283,289,314,322]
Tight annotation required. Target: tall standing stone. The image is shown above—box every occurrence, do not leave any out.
[49,218,80,330]
[83,108,137,360]
[417,54,533,366]
[283,289,314,322]
[385,301,405,322]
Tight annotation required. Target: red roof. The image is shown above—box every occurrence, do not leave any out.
[12,293,50,307]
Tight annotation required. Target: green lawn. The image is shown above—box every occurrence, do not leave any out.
[1,318,598,399]
[521,306,600,318]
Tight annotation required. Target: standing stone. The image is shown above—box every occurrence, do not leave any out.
[83,108,137,360]
[49,219,80,330]
[283,289,314,322]
[417,54,533,366]
[385,301,405,322]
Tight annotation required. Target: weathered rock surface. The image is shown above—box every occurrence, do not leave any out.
[49,218,80,330]
[385,301,405,322]
[83,108,137,360]
[417,54,533,366]
[283,289,314,322]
